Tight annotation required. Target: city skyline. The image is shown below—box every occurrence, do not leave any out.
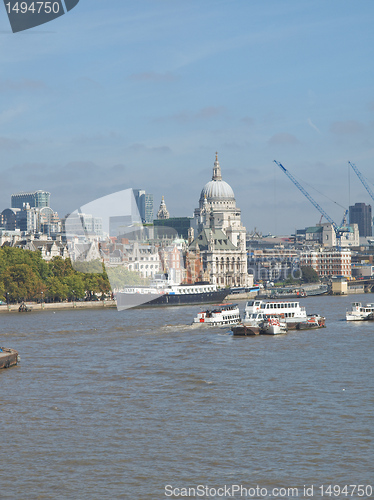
[0,1,373,233]
[2,170,373,237]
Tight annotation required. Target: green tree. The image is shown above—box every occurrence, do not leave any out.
[49,256,74,277]
[0,247,113,302]
[2,264,44,301]
[300,266,320,283]
[45,276,69,302]
[64,274,86,300]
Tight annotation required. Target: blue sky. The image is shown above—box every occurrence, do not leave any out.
[0,0,373,234]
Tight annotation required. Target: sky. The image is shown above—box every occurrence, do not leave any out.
[0,0,373,235]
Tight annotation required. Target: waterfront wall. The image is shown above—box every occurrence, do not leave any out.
[0,300,117,313]
[226,291,258,300]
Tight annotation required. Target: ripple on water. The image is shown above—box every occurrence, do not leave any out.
[1,294,373,498]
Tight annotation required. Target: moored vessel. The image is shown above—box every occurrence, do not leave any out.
[115,274,230,310]
[232,311,266,336]
[0,347,19,369]
[193,303,240,326]
[245,299,308,329]
[297,314,326,329]
[261,315,288,335]
[231,323,261,336]
[240,299,325,331]
[346,302,374,321]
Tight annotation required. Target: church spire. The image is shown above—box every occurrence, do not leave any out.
[212,152,222,181]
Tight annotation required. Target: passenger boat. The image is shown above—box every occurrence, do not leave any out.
[193,303,240,326]
[115,274,230,310]
[244,299,307,329]
[243,299,325,330]
[261,315,288,335]
[346,302,374,321]
[0,347,19,369]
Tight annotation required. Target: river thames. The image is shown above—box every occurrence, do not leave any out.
[1,294,373,499]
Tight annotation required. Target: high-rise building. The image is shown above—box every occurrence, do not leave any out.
[11,190,50,209]
[349,202,372,237]
[144,193,154,224]
[133,189,153,224]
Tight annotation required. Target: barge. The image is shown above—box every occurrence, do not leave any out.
[0,347,19,369]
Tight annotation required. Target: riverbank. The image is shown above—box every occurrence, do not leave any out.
[226,291,258,300]
[0,300,117,313]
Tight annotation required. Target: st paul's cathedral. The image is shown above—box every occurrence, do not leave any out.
[188,154,251,288]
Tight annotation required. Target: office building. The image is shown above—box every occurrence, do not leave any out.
[133,189,154,224]
[11,190,50,209]
[154,217,193,240]
[349,202,372,237]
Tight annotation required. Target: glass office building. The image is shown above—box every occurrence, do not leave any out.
[11,190,50,209]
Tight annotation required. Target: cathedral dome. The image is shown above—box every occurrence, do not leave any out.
[199,154,235,203]
[200,179,235,202]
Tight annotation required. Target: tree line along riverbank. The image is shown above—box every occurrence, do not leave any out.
[0,247,111,304]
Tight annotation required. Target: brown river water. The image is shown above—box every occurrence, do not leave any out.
[1,294,373,499]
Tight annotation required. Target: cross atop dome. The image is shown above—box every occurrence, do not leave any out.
[212,152,222,181]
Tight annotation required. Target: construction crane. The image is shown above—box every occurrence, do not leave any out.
[348,161,374,202]
[274,160,349,247]
[341,209,349,227]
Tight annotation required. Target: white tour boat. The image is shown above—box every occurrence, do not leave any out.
[346,302,374,321]
[193,303,241,326]
[244,299,308,329]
